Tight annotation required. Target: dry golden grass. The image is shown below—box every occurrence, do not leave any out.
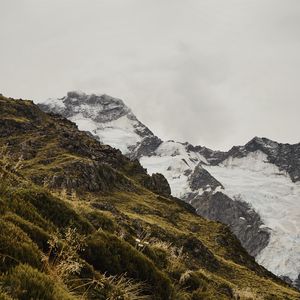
[233,288,264,300]
[42,227,85,284]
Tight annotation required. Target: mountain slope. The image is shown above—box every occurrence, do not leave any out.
[38,91,300,289]
[2,94,299,299]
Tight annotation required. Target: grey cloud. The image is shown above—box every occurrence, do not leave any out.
[0,0,299,150]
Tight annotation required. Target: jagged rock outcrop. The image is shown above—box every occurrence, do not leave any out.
[188,163,223,192]
[191,192,270,257]
[44,161,134,193]
[294,274,300,290]
[145,173,171,197]
[128,135,163,159]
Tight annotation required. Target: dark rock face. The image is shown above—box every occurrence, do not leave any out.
[128,135,163,159]
[190,191,271,257]
[142,173,171,197]
[188,163,223,191]
[294,274,300,290]
[185,143,227,165]
[45,161,134,193]
[280,275,293,286]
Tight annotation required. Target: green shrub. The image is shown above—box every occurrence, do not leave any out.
[180,271,206,292]
[0,198,7,215]
[216,282,233,298]
[0,291,13,300]
[1,264,75,300]
[84,211,115,232]
[189,273,233,300]
[14,188,93,233]
[82,231,172,299]
[3,213,50,251]
[91,274,151,300]
[0,219,42,271]
[143,246,168,270]
[191,290,214,300]
[3,191,53,231]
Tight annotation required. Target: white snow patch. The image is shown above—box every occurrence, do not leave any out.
[42,97,65,110]
[140,141,207,198]
[205,150,300,280]
[140,154,190,198]
[69,114,142,154]
[69,114,98,133]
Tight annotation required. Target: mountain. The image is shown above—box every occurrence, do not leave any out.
[38,91,162,157]
[39,91,300,289]
[3,94,300,299]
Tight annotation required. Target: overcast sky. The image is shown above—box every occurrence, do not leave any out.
[1,0,299,150]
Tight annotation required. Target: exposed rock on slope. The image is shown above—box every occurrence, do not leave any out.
[188,163,224,192]
[192,192,270,257]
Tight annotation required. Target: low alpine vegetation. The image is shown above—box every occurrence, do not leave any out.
[0,96,299,299]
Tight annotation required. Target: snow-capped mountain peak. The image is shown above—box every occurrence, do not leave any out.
[39,92,300,288]
[39,92,159,155]
[40,91,132,122]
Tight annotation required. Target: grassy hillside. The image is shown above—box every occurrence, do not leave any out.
[0,95,299,299]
